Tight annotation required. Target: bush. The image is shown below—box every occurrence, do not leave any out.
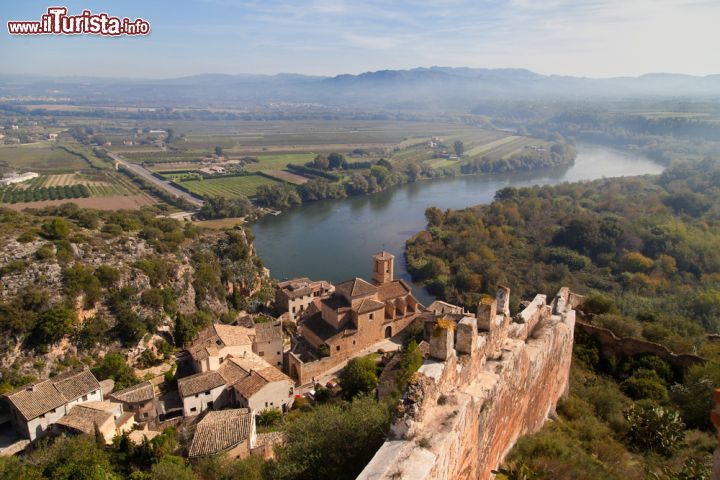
[620,373,669,403]
[625,400,685,456]
[670,361,720,429]
[41,217,72,240]
[257,408,282,427]
[340,355,378,399]
[582,293,618,315]
[269,396,389,480]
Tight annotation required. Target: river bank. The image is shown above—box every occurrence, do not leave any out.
[252,143,665,305]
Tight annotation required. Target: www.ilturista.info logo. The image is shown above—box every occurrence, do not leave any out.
[7,7,150,36]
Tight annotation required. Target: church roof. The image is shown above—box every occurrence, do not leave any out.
[335,278,377,299]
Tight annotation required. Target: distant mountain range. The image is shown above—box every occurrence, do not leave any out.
[1,67,719,110]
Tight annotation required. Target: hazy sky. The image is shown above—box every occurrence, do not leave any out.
[2,0,719,78]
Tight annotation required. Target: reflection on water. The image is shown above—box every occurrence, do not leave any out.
[252,143,665,305]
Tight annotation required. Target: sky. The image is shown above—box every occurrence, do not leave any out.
[1,0,719,79]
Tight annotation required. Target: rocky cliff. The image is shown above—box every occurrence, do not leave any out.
[358,287,576,480]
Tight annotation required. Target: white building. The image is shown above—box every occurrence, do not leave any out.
[3,368,103,441]
[178,351,294,417]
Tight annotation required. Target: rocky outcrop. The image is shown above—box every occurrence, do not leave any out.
[358,287,576,480]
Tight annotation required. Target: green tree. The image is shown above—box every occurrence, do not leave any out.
[29,305,75,347]
[214,146,223,157]
[149,455,195,480]
[269,396,389,480]
[453,140,464,156]
[328,152,346,169]
[340,355,378,399]
[91,353,139,391]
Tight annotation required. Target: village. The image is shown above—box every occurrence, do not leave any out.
[0,251,480,463]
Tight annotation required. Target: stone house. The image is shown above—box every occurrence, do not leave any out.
[188,409,256,459]
[178,352,294,416]
[2,367,103,441]
[54,401,134,444]
[226,354,294,412]
[177,371,228,417]
[109,381,158,423]
[275,277,334,322]
[187,324,255,373]
[251,321,284,368]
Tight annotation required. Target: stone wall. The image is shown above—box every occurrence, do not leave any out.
[576,321,705,373]
[357,287,576,480]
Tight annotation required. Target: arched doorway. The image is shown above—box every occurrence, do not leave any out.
[384,326,392,338]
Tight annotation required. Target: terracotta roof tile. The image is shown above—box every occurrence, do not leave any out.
[377,281,411,301]
[188,409,252,457]
[356,298,385,314]
[110,381,155,404]
[177,371,226,398]
[335,278,377,299]
[233,372,269,398]
[253,321,282,343]
[54,405,113,435]
[3,368,101,421]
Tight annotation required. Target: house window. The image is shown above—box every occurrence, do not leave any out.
[276,351,281,355]
[39,414,45,419]
[191,407,197,412]
[369,313,374,320]
[292,306,296,313]
[259,351,265,356]
[143,412,148,418]
[204,391,210,395]
[195,394,199,398]
[265,402,268,407]
[336,346,340,352]
[82,395,88,401]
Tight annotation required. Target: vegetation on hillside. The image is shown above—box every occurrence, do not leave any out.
[406,159,720,477]
[0,204,270,392]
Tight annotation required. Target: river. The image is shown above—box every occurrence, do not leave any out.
[252,143,665,305]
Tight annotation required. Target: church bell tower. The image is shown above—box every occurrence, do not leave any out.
[373,251,394,285]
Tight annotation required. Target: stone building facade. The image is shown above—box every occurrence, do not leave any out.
[275,277,334,323]
[288,252,422,385]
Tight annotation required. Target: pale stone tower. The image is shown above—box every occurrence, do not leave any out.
[373,251,394,285]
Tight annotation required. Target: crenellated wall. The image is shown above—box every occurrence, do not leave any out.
[357,287,576,480]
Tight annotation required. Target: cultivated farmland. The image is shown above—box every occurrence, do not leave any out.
[177,174,281,199]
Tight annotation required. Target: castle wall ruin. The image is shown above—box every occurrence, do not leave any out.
[357,287,576,480]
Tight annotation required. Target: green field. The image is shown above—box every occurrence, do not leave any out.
[0,144,89,171]
[178,174,281,198]
[425,158,460,169]
[244,153,316,172]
